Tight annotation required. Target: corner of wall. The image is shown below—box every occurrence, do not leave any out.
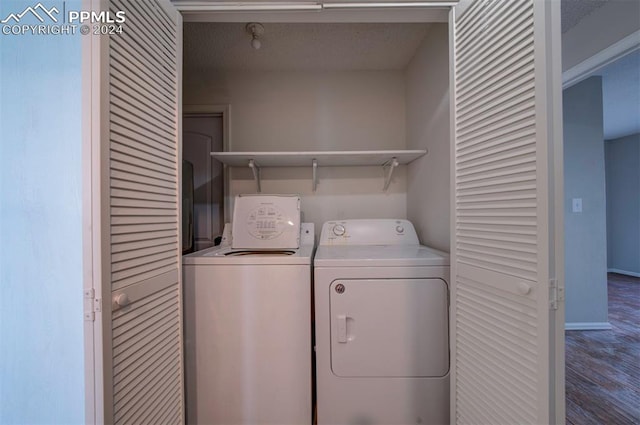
[405,24,451,252]
[563,77,609,324]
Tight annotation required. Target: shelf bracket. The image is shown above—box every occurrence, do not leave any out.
[312,159,318,192]
[382,157,399,191]
[248,159,261,193]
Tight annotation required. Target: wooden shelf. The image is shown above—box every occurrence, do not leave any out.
[210,149,428,192]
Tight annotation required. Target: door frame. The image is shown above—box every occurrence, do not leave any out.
[84,2,566,423]
[563,30,640,89]
[82,0,109,421]
[183,104,232,223]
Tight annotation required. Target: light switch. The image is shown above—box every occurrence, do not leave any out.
[572,198,582,213]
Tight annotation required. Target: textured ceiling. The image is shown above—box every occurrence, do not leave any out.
[183,22,431,72]
[561,0,610,33]
[183,1,613,71]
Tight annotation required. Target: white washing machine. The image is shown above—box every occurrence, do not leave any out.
[314,219,450,425]
[183,194,314,425]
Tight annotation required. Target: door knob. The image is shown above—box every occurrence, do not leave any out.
[517,282,532,295]
[113,293,130,309]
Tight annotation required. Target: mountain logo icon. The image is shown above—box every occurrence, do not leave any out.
[1,3,60,24]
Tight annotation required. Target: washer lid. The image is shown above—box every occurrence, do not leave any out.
[231,194,301,249]
[314,244,449,267]
[183,243,314,266]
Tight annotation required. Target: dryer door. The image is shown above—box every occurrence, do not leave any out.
[330,278,449,377]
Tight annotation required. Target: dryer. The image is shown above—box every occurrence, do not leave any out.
[183,194,314,425]
[314,219,450,425]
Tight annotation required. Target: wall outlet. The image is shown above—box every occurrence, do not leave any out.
[572,198,583,213]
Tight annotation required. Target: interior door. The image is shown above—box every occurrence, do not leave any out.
[451,0,565,424]
[93,0,184,423]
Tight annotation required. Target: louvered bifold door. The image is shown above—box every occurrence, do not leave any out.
[103,1,183,424]
[451,0,563,424]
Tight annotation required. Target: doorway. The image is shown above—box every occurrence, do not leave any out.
[183,114,225,251]
[563,49,640,424]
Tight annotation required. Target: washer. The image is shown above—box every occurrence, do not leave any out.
[183,195,314,425]
[314,219,450,425]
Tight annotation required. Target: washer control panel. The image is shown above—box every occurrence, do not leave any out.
[320,219,419,246]
[232,194,301,249]
[245,204,288,240]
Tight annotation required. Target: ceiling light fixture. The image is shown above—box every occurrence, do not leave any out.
[246,23,265,50]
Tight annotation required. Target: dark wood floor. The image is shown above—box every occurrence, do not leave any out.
[566,273,640,425]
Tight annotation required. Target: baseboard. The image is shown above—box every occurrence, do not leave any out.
[608,268,640,278]
[565,322,612,331]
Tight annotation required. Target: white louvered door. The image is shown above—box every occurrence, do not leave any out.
[98,0,183,423]
[451,0,564,424]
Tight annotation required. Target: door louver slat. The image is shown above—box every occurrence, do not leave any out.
[111,104,176,142]
[110,53,175,109]
[111,161,174,185]
[456,276,538,413]
[110,66,175,117]
[111,90,176,134]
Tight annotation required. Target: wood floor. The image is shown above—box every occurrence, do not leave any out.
[565,273,640,425]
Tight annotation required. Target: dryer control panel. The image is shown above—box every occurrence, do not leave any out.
[319,219,419,246]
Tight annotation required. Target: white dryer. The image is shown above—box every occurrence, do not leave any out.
[183,194,314,425]
[314,219,450,425]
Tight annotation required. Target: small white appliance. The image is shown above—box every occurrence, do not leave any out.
[183,194,313,425]
[314,219,450,425]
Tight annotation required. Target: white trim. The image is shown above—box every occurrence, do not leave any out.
[323,2,456,8]
[447,6,457,423]
[81,0,95,423]
[83,1,109,423]
[175,1,323,11]
[183,104,232,222]
[174,1,456,12]
[608,268,640,278]
[545,1,566,423]
[175,11,185,423]
[453,0,472,18]
[94,4,111,421]
[562,30,640,89]
[565,322,612,331]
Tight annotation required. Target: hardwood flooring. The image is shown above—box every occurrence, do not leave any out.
[566,273,640,425]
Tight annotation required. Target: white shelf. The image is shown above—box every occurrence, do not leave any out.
[210,150,427,167]
[210,150,427,192]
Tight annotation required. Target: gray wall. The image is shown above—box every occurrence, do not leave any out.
[563,77,609,325]
[0,0,84,423]
[185,70,409,232]
[406,24,450,252]
[605,134,640,275]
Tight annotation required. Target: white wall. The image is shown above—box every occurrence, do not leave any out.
[0,1,84,423]
[605,133,640,276]
[563,77,609,326]
[184,70,408,230]
[562,0,640,72]
[405,24,450,251]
